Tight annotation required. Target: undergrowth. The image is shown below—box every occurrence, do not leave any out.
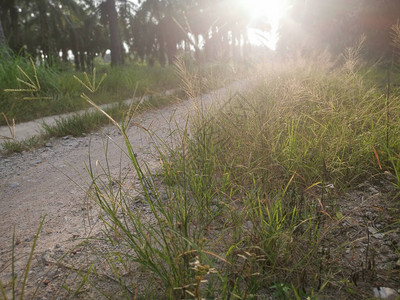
[77,45,400,298]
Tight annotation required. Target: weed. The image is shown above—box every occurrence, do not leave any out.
[0,216,46,300]
[1,136,44,155]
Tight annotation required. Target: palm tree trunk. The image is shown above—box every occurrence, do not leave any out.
[106,0,123,66]
[0,11,10,59]
[37,0,49,60]
[0,8,7,50]
[0,19,6,48]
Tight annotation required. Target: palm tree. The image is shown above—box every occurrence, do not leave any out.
[0,10,6,51]
[100,0,123,66]
[0,0,19,51]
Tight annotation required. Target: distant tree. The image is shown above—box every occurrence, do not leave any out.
[100,0,124,66]
[131,0,254,65]
[0,10,6,50]
[0,0,20,51]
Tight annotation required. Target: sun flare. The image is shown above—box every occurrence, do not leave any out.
[245,0,290,50]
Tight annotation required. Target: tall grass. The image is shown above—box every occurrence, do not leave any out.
[77,42,400,298]
[215,60,400,190]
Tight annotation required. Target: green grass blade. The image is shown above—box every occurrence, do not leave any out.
[19,215,46,300]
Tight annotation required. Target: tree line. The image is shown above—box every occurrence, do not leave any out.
[0,0,260,70]
[0,0,399,70]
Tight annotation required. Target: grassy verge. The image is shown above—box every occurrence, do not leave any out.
[0,92,178,155]
[0,60,178,126]
[0,57,245,155]
[0,52,245,126]
[75,50,400,299]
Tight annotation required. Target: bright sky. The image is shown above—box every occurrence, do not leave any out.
[245,0,291,50]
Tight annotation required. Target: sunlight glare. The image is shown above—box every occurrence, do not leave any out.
[245,0,290,50]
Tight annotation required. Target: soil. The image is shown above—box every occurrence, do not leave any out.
[0,79,400,299]
[0,81,249,299]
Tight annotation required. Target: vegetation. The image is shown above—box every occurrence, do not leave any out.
[73,43,400,298]
[0,53,179,126]
[1,0,399,69]
[1,0,400,299]
[0,56,245,155]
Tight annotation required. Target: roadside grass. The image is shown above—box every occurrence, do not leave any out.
[0,58,242,155]
[0,52,244,126]
[1,136,45,155]
[73,49,400,299]
[0,93,178,155]
[0,60,179,126]
[41,104,127,138]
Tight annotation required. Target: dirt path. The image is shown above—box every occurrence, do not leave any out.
[0,81,249,292]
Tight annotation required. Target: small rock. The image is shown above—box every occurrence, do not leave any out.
[45,142,52,147]
[244,220,253,231]
[62,135,71,140]
[9,182,20,188]
[31,159,42,165]
[24,237,30,242]
[369,227,384,239]
[368,186,379,194]
[374,233,385,239]
[373,287,398,299]
[39,250,51,265]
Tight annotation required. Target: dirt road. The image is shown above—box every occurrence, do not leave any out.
[0,81,249,282]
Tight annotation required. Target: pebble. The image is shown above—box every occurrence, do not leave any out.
[368,227,384,239]
[368,186,379,194]
[244,220,253,231]
[45,142,52,147]
[9,182,20,188]
[373,287,398,299]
